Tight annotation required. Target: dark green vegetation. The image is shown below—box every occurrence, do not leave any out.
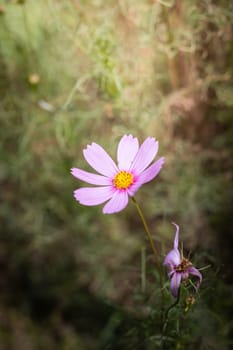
[0,0,232,349]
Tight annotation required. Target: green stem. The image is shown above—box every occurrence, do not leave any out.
[161,287,181,348]
[131,197,163,292]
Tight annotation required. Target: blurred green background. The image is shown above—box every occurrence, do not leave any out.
[0,0,232,349]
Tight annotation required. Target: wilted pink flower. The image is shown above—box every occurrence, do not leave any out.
[71,134,164,214]
[164,223,202,298]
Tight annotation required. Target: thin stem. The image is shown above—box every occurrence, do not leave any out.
[161,287,181,348]
[62,75,90,111]
[131,197,163,291]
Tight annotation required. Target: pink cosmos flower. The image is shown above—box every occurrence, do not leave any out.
[71,134,164,214]
[164,223,202,298]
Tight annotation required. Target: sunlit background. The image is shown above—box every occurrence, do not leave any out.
[0,1,232,349]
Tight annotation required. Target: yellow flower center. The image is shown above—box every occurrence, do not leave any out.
[175,257,192,272]
[113,171,134,190]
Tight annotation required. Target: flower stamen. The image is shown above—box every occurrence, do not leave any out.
[113,171,134,190]
[175,257,192,272]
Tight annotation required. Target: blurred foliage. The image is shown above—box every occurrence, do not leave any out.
[0,0,233,349]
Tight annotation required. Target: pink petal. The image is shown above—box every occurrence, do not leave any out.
[74,186,113,206]
[126,158,164,196]
[103,190,129,214]
[83,142,118,177]
[130,137,159,174]
[170,272,182,298]
[135,157,164,184]
[71,168,111,186]
[172,223,179,250]
[126,182,142,197]
[188,266,202,289]
[164,248,181,268]
[181,271,189,280]
[117,134,139,170]
[168,269,175,278]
